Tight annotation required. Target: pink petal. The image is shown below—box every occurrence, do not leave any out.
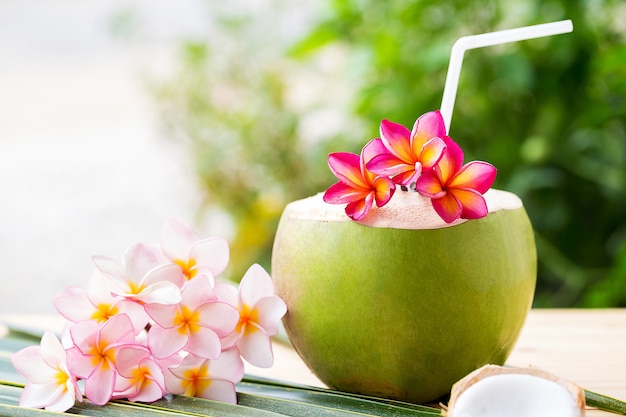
[372,176,396,207]
[366,153,412,178]
[431,193,463,223]
[148,325,188,359]
[115,345,150,376]
[45,385,78,412]
[145,303,179,328]
[190,237,230,277]
[196,301,239,337]
[323,181,369,204]
[40,331,66,369]
[207,348,244,382]
[449,161,497,194]
[11,346,56,384]
[134,281,182,305]
[66,346,98,379]
[327,152,369,190]
[99,314,135,347]
[253,296,287,336]
[53,287,93,323]
[345,192,374,220]
[391,169,421,186]
[185,326,221,359]
[128,376,166,403]
[20,383,60,409]
[160,216,200,261]
[124,243,165,283]
[69,320,100,354]
[84,365,116,405]
[199,380,237,404]
[452,188,489,220]
[143,263,186,290]
[379,119,413,162]
[238,325,274,368]
[212,282,238,306]
[419,137,447,170]
[415,170,446,199]
[437,137,464,182]
[92,256,126,284]
[238,264,275,307]
[181,275,217,310]
[410,110,447,153]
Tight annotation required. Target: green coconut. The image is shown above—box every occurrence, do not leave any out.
[271,188,537,404]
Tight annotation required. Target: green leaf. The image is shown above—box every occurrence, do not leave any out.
[585,390,626,415]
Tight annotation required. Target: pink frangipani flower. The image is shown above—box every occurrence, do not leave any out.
[160,216,230,282]
[217,264,287,368]
[145,274,239,359]
[114,345,168,403]
[415,137,497,223]
[367,110,448,186]
[166,349,244,404]
[66,314,137,405]
[323,138,396,220]
[11,331,81,412]
[93,243,182,305]
[53,268,149,334]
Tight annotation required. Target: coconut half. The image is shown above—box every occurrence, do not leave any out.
[445,365,586,417]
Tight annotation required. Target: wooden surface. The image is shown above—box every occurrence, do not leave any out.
[248,309,626,416]
[3,309,626,415]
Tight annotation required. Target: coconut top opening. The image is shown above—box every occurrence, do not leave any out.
[284,188,523,230]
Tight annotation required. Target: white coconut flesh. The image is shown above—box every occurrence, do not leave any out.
[285,188,522,229]
[446,366,585,417]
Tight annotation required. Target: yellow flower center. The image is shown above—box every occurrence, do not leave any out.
[174,258,198,280]
[236,304,259,334]
[91,303,119,323]
[173,305,201,335]
[181,363,211,397]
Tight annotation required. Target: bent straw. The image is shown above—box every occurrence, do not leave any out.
[440,19,573,134]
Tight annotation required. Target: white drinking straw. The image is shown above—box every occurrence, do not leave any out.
[440,19,573,134]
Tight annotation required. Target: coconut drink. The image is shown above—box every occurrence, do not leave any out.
[271,110,536,403]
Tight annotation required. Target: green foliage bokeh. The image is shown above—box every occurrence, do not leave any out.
[153,0,626,307]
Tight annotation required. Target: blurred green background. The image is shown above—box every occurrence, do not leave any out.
[152,0,626,307]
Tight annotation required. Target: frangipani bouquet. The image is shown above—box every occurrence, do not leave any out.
[10,217,286,412]
[323,110,497,223]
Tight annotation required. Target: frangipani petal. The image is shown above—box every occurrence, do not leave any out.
[11,346,57,384]
[410,110,447,153]
[373,176,396,206]
[452,188,489,220]
[181,275,216,311]
[431,193,463,224]
[148,325,188,359]
[437,137,464,183]
[419,137,447,169]
[323,181,369,204]
[196,302,239,337]
[327,152,369,190]
[254,296,287,336]
[83,365,116,405]
[208,348,245,382]
[53,287,93,323]
[238,325,274,368]
[160,216,200,261]
[379,119,413,162]
[448,161,497,194]
[345,192,374,221]
[185,326,221,359]
[124,243,165,283]
[366,153,411,177]
[239,264,275,307]
[415,170,446,198]
[190,237,230,277]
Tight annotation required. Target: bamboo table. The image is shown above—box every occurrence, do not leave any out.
[3,309,625,415]
[248,309,626,416]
